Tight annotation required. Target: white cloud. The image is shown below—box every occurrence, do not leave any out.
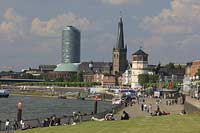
[139,0,200,63]
[141,0,200,35]
[101,0,142,5]
[0,8,28,42]
[0,8,91,41]
[31,12,91,37]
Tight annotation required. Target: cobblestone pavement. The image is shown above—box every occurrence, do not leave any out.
[114,98,184,120]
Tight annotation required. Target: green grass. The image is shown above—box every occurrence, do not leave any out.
[16,114,200,133]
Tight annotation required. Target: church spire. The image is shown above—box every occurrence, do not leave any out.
[112,14,128,76]
[116,15,124,49]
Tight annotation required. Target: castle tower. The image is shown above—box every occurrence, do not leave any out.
[112,16,127,75]
[131,49,148,88]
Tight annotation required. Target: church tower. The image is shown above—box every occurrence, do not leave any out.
[112,16,128,75]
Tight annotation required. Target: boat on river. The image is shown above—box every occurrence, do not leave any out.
[0,89,9,98]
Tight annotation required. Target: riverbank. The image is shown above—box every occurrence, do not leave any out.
[9,93,112,102]
[15,113,200,133]
[10,93,58,98]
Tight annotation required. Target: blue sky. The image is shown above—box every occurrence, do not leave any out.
[0,0,199,71]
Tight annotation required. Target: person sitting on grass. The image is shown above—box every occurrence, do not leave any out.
[91,112,114,121]
[20,120,30,130]
[121,111,130,120]
[104,112,114,121]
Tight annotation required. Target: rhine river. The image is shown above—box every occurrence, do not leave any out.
[0,96,114,121]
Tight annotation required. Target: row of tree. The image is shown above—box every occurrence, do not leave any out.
[138,73,181,89]
[14,81,101,87]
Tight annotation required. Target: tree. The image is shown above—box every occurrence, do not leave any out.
[165,62,175,69]
[138,74,149,87]
[149,74,159,83]
[55,77,64,82]
[155,62,161,74]
[195,68,200,77]
[77,71,84,82]
[21,73,34,79]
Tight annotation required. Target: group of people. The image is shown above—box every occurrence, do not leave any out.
[151,104,170,116]
[165,99,178,105]
[43,114,61,127]
[4,119,19,132]
[140,98,171,117]
[3,119,29,133]
[4,119,17,133]
[141,103,153,113]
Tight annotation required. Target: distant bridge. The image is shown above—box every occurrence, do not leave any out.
[0,78,45,82]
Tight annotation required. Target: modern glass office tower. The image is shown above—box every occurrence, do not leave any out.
[54,26,80,72]
[62,26,80,63]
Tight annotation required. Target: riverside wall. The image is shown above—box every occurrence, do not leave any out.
[184,96,200,113]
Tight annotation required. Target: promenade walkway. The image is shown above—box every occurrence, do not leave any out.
[186,96,200,109]
[114,98,184,120]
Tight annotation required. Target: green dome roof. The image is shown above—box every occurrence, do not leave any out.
[54,63,78,72]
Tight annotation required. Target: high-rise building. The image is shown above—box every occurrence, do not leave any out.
[112,16,128,75]
[55,26,80,72]
[62,26,80,63]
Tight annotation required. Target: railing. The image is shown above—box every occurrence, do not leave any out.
[0,104,124,131]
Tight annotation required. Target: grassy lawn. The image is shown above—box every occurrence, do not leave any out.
[16,114,200,133]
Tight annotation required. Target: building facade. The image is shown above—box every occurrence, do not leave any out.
[121,67,132,86]
[131,49,148,88]
[112,16,127,75]
[83,73,121,87]
[62,26,80,63]
[47,71,77,81]
[185,60,200,77]
[79,62,112,74]
[190,60,200,77]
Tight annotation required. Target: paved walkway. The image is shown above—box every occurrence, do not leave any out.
[114,98,184,120]
[186,96,200,109]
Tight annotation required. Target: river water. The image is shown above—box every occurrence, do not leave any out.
[0,96,114,121]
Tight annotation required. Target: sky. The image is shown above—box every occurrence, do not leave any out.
[0,0,199,71]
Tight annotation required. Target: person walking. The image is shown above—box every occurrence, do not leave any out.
[149,104,152,114]
[144,104,147,112]
[141,104,144,111]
